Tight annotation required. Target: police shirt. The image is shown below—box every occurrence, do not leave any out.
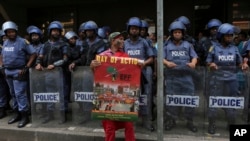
[124,37,154,60]
[164,40,198,67]
[2,36,36,68]
[206,43,242,80]
[30,43,44,56]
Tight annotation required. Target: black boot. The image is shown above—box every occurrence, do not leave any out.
[208,118,216,134]
[8,109,21,124]
[0,107,6,119]
[165,119,176,131]
[42,111,54,124]
[186,120,198,133]
[59,111,66,124]
[18,111,30,128]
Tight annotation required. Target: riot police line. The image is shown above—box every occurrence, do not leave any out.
[0,16,249,139]
[27,65,249,137]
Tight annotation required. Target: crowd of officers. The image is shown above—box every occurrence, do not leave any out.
[0,16,249,136]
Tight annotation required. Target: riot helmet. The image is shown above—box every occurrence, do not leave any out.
[2,21,18,33]
[97,27,107,39]
[64,31,78,40]
[83,21,98,32]
[47,21,63,34]
[207,19,222,29]
[27,25,43,37]
[168,21,186,33]
[217,23,240,39]
[78,22,86,33]
[126,17,141,33]
[141,20,149,29]
[175,16,190,28]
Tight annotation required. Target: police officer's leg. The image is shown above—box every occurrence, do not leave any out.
[5,76,21,124]
[13,78,30,128]
[164,76,180,131]
[42,73,56,124]
[140,67,154,131]
[0,77,7,119]
[224,80,239,129]
[207,77,223,134]
[182,79,198,132]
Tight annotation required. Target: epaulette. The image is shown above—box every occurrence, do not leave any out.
[24,39,30,45]
[208,46,214,52]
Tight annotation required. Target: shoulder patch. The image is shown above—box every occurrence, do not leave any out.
[209,46,214,52]
[24,39,30,45]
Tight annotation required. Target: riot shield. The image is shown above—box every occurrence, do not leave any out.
[29,67,64,127]
[70,66,96,126]
[164,66,206,136]
[204,66,249,137]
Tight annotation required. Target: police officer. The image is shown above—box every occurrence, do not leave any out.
[163,21,198,132]
[27,25,45,114]
[198,19,222,66]
[35,21,69,124]
[65,31,87,100]
[124,17,155,131]
[66,31,87,70]
[84,20,109,66]
[140,20,157,121]
[0,21,37,128]
[206,23,248,134]
[78,20,108,123]
[26,26,44,57]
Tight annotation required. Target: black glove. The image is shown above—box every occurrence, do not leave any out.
[20,66,29,75]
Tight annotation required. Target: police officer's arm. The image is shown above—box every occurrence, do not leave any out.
[186,46,198,69]
[26,53,37,68]
[163,46,176,68]
[236,48,248,70]
[206,46,217,70]
[141,41,154,67]
[141,57,153,67]
[163,59,177,68]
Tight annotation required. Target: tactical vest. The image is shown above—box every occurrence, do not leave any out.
[42,41,67,67]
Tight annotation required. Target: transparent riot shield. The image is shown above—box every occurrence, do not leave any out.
[163,66,206,137]
[204,66,249,138]
[71,66,97,127]
[29,67,64,127]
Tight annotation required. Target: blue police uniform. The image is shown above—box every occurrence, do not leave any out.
[206,41,242,133]
[124,36,155,130]
[30,43,44,56]
[2,36,36,112]
[1,36,36,128]
[164,40,198,120]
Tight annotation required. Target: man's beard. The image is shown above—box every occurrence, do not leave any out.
[51,34,60,41]
[31,39,40,45]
